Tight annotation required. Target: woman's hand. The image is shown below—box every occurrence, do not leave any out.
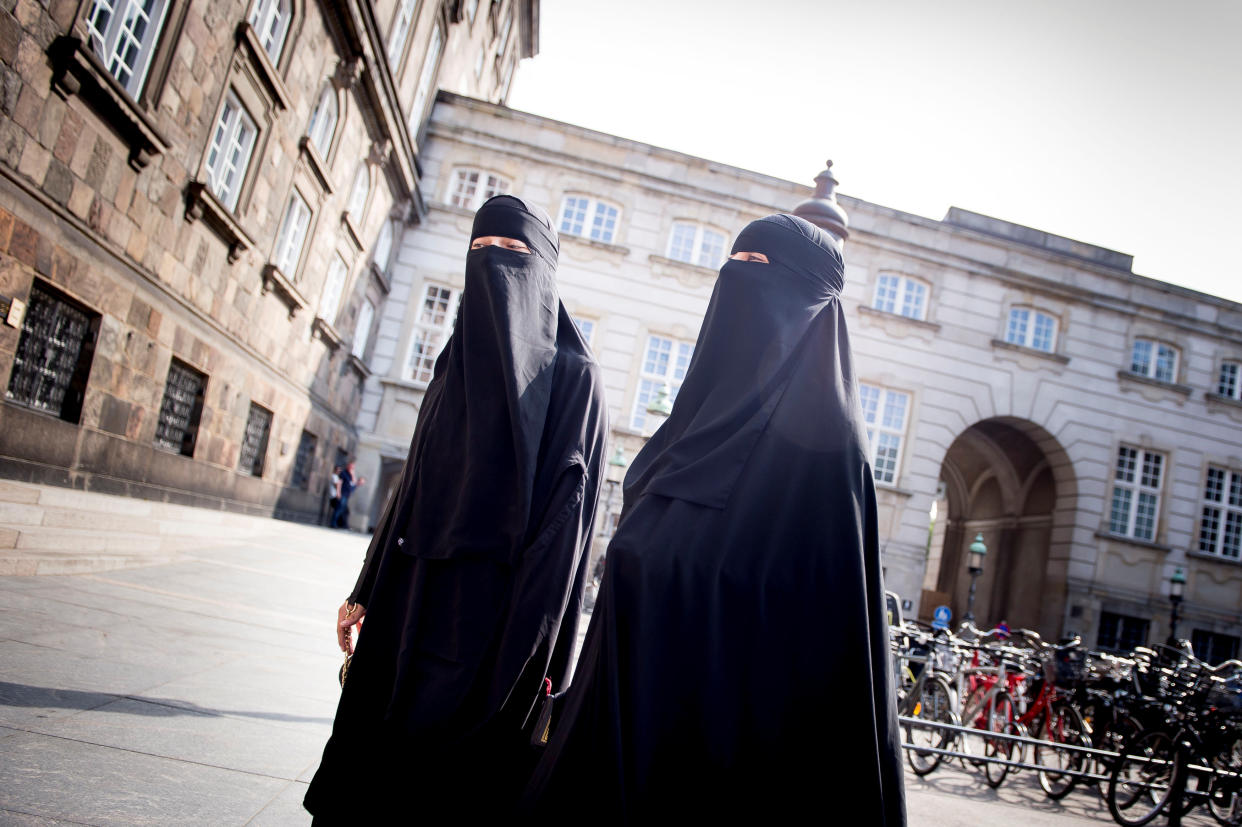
[337,601,366,653]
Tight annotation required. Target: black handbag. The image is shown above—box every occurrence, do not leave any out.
[531,678,566,747]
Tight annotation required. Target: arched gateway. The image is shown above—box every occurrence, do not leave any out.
[922,417,1078,638]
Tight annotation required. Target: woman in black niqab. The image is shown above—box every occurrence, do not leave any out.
[305,195,608,820]
[523,214,907,825]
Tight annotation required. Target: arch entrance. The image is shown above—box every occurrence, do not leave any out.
[922,418,1076,637]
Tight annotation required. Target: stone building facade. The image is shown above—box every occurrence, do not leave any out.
[352,92,1242,657]
[0,0,535,521]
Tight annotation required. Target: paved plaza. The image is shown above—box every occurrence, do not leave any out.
[0,482,1215,825]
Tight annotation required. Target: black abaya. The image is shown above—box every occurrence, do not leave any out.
[305,196,608,820]
[524,215,907,825]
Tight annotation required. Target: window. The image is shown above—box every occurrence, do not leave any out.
[1130,338,1178,383]
[292,430,317,489]
[466,0,478,22]
[573,317,595,346]
[6,281,99,424]
[448,168,510,211]
[273,190,311,277]
[319,254,349,322]
[1191,629,1240,665]
[238,403,273,477]
[1005,307,1058,353]
[858,383,910,485]
[387,0,416,65]
[84,0,170,97]
[306,85,338,158]
[559,195,620,244]
[1218,361,1241,399]
[667,222,727,268]
[345,165,370,222]
[247,0,291,64]
[497,4,513,56]
[630,334,694,431]
[872,274,928,322]
[204,92,258,212]
[474,48,486,79]
[154,358,206,457]
[406,284,459,383]
[1097,611,1150,653]
[371,221,394,273]
[1199,466,1242,560]
[409,24,444,132]
[1109,445,1164,541]
[352,299,375,359]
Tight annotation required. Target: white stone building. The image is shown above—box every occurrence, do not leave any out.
[349,92,1242,659]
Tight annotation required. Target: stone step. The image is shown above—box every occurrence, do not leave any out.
[14,525,166,552]
[0,550,180,576]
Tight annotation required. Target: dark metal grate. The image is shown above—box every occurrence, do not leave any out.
[238,403,272,477]
[6,282,98,422]
[292,429,317,489]
[154,359,206,456]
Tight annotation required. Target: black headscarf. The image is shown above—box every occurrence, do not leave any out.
[523,214,906,825]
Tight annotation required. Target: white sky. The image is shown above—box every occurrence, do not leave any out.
[508,0,1242,303]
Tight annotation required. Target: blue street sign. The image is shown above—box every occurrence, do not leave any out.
[932,605,952,630]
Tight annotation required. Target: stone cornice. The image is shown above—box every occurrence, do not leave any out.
[235,22,291,110]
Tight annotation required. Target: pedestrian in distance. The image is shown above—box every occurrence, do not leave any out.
[330,460,364,529]
[326,464,341,527]
[523,214,908,825]
[304,195,609,821]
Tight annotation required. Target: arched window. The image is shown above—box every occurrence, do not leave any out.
[85,0,171,97]
[667,221,727,268]
[306,85,338,158]
[1130,338,1179,383]
[248,0,292,64]
[346,165,370,222]
[558,195,621,244]
[872,274,929,322]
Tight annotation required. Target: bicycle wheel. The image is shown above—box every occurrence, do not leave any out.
[960,683,990,766]
[1036,699,1087,800]
[1107,728,1177,827]
[1210,775,1242,827]
[905,674,955,776]
[983,691,1016,789]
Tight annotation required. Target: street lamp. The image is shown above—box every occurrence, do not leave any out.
[963,533,987,625]
[645,383,673,432]
[1167,567,1186,645]
[584,445,628,614]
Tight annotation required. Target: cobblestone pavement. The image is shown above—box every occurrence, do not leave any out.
[0,501,1218,824]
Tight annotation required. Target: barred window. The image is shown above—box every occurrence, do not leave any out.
[1109,445,1164,541]
[247,0,291,64]
[154,359,207,457]
[1199,466,1242,560]
[405,283,459,384]
[448,168,510,211]
[292,430,317,490]
[204,92,257,212]
[872,274,928,321]
[858,383,911,484]
[631,334,694,432]
[559,195,620,244]
[1218,361,1240,400]
[1097,611,1150,653]
[667,222,727,269]
[85,0,170,97]
[238,403,272,477]
[5,281,100,423]
[1005,307,1058,353]
[1130,338,1179,383]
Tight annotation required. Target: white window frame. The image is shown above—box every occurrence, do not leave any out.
[630,334,694,432]
[204,92,258,212]
[409,23,444,133]
[248,0,291,65]
[474,47,486,79]
[667,222,727,269]
[273,190,312,277]
[346,165,370,222]
[85,0,170,98]
[858,383,910,485]
[1005,306,1058,353]
[497,4,514,57]
[448,167,510,211]
[405,283,460,384]
[466,0,479,23]
[352,299,375,359]
[386,0,417,66]
[558,195,621,244]
[1130,338,1179,383]
[1109,445,1164,542]
[371,221,394,273]
[306,85,338,158]
[1217,361,1241,400]
[572,316,596,346]
[1199,465,1242,560]
[318,253,349,322]
[871,273,929,322]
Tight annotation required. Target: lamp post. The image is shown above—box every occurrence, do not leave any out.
[603,445,628,531]
[1167,567,1186,646]
[645,383,673,433]
[963,533,987,625]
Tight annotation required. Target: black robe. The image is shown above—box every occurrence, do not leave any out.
[305,196,608,820]
[523,215,907,825]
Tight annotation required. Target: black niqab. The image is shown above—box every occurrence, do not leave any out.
[523,214,907,824]
[305,196,608,820]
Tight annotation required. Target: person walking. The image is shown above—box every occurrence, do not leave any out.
[330,461,363,529]
[325,465,341,527]
[523,214,907,825]
[304,195,609,821]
